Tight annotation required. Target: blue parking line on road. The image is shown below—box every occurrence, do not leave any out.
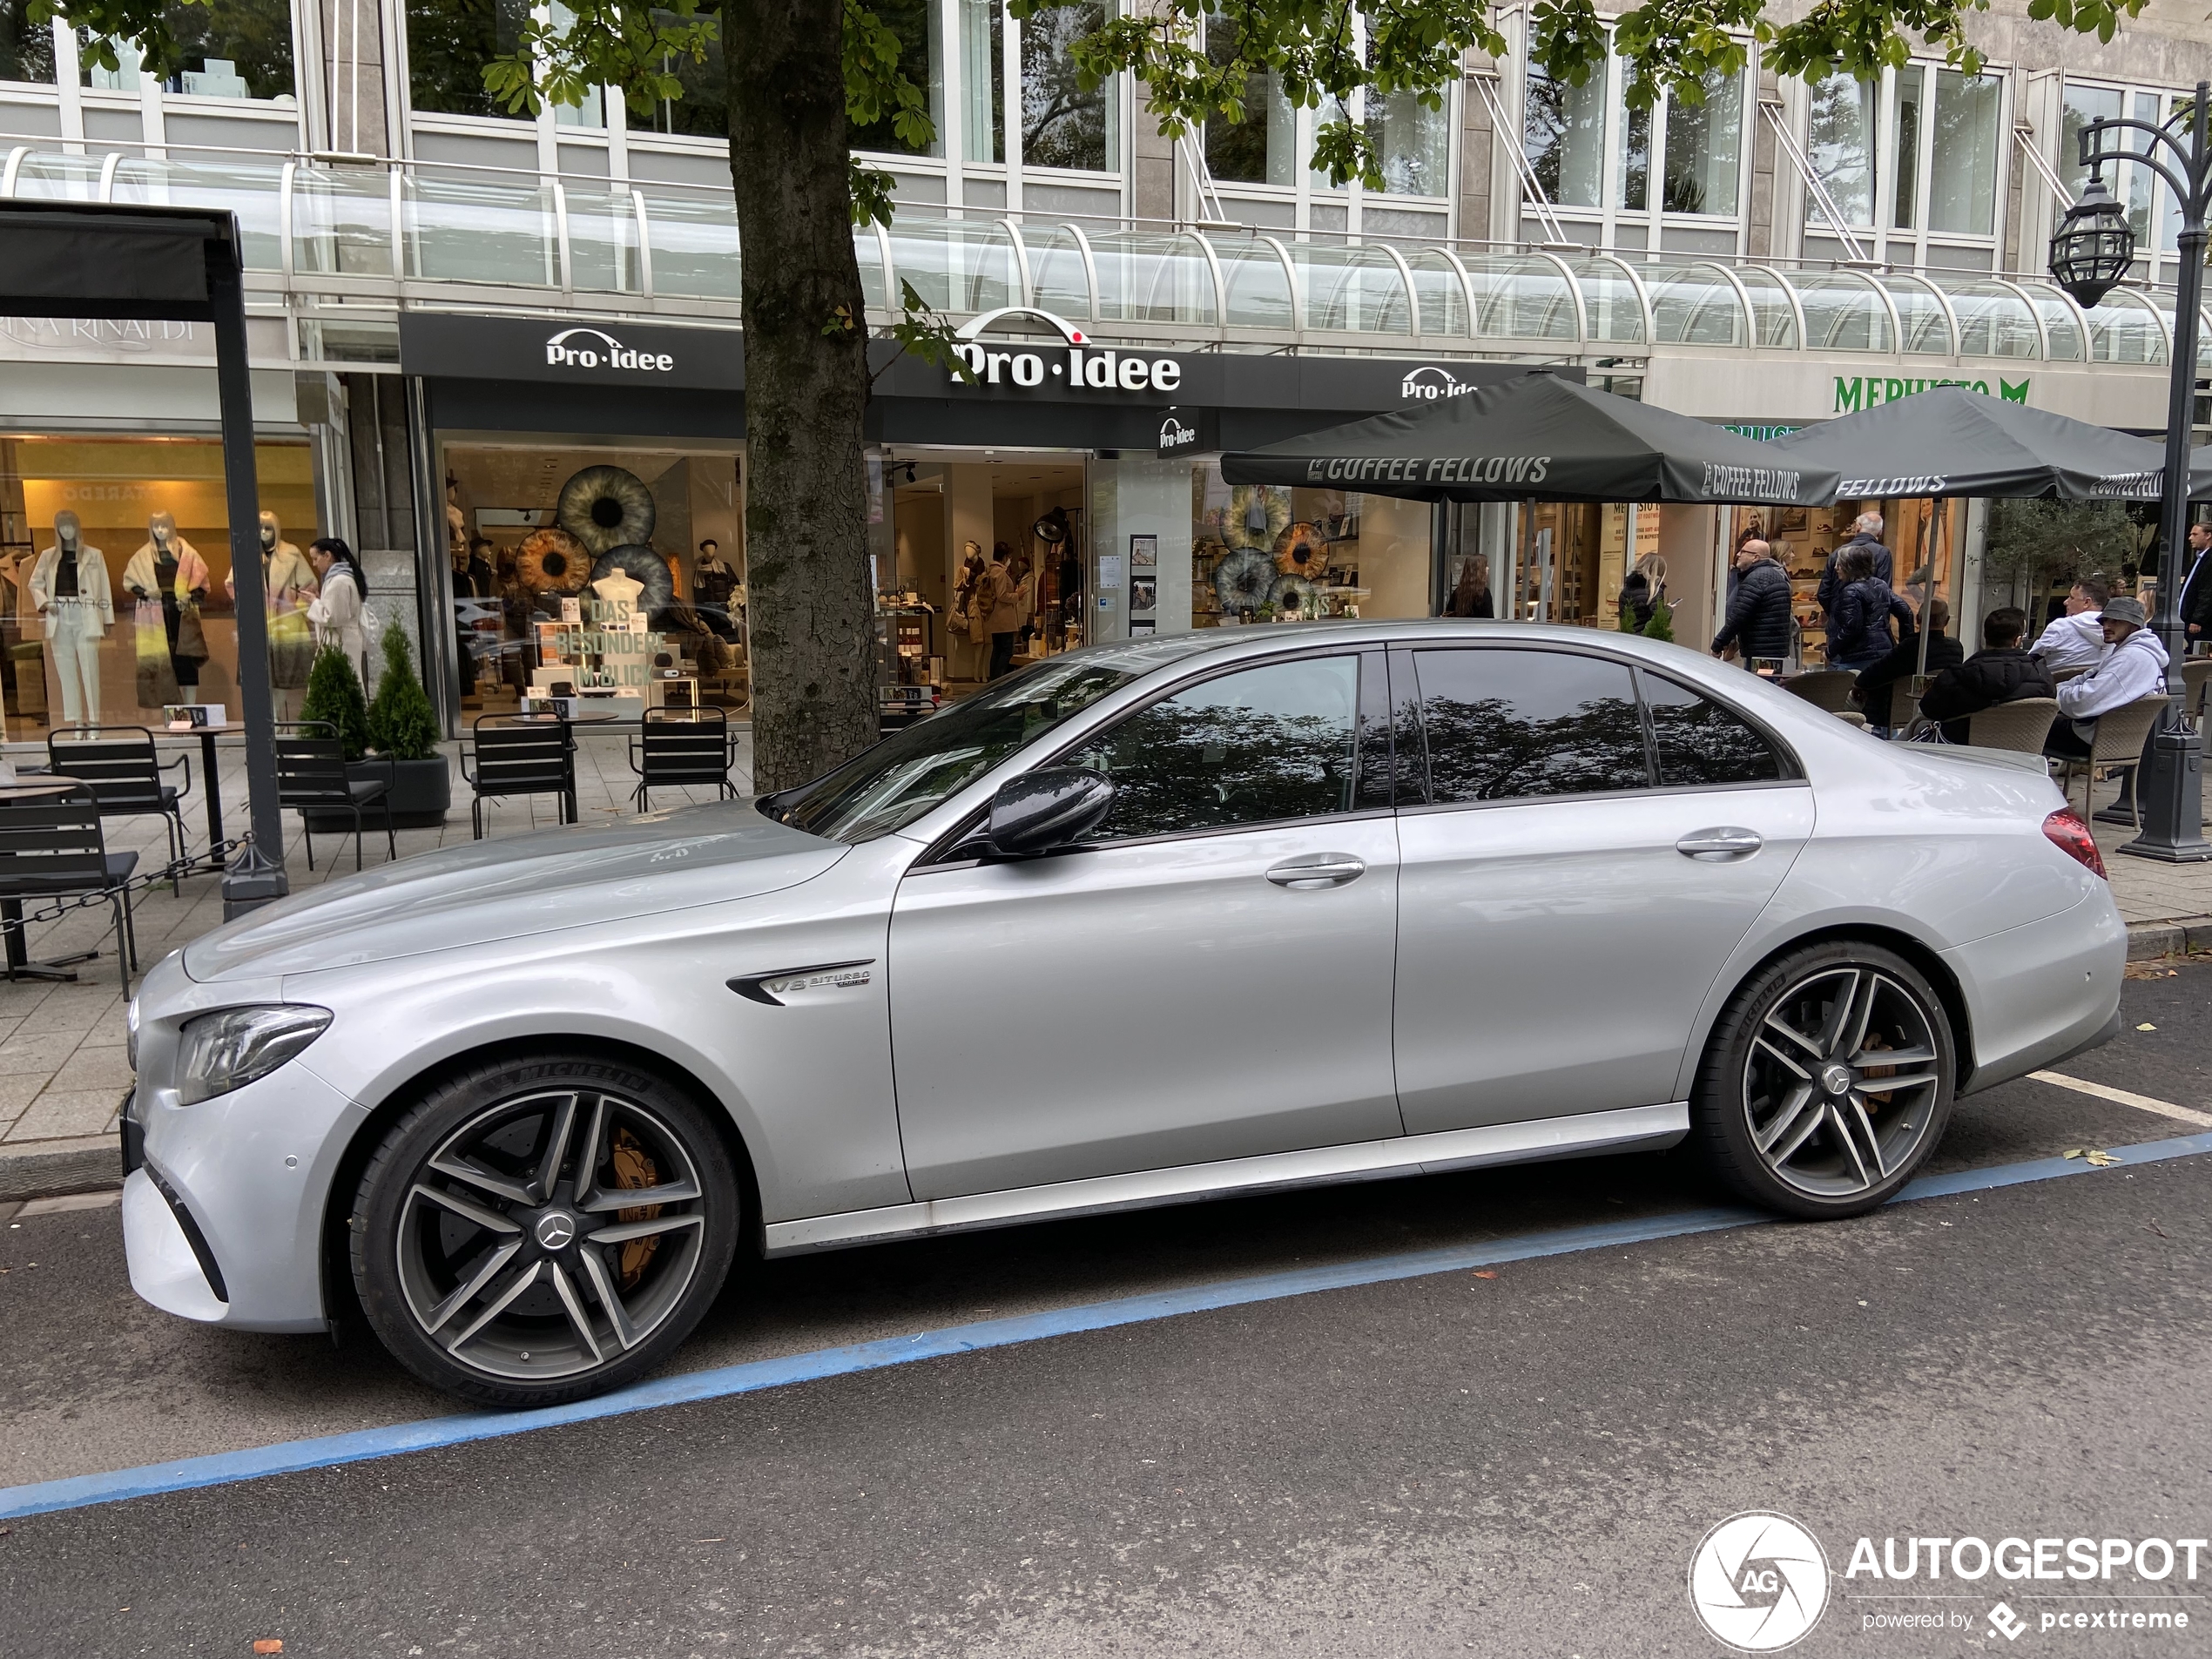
[5,1127,2209,1523]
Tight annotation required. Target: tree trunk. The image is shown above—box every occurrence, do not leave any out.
[725,0,879,792]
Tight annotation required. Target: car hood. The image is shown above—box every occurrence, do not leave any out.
[185,800,846,982]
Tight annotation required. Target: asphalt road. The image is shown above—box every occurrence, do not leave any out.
[2,966,2209,1657]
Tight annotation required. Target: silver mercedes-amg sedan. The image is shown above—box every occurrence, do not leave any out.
[122,623,2124,1405]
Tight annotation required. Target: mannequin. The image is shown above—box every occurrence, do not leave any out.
[123,510,212,708]
[30,509,113,726]
[225,510,319,721]
[590,564,646,627]
[693,538,739,637]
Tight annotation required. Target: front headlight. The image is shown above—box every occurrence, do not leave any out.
[177,1005,332,1106]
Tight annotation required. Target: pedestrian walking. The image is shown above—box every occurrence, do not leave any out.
[1710,538,1791,667]
[1826,546,1912,672]
[1817,512,1892,623]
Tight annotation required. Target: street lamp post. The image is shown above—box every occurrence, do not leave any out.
[2049,81,2212,862]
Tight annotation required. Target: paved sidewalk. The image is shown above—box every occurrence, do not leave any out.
[1,731,2207,1199]
[0,729,751,1199]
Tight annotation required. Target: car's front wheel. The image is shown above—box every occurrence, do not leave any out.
[350,1055,739,1406]
[1692,941,1955,1219]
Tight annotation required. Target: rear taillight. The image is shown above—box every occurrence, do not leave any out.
[2043,808,2107,880]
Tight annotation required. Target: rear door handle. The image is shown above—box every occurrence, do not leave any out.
[1676,826,1764,860]
[1266,854,1366,887]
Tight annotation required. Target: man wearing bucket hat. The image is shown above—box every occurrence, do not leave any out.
[2044,592,2168,761]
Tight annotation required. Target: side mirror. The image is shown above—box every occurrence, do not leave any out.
[988,768,1115,858]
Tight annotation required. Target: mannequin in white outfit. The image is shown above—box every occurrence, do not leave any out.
[30,510,114,726]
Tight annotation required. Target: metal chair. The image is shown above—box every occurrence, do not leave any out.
[2048,695,2168,827]
[1783,669,1858,711]
[46,725,191,894]
[273,721,395,872]
[0,783,139,996]
[1964,697,2060,753]
[462,716,577,839]
[627,707,738,812]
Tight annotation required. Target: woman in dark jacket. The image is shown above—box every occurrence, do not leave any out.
[1710,539,1793,664]
[1827,546,1912,671]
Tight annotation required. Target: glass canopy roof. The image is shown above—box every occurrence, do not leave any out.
[5,144,2204,368]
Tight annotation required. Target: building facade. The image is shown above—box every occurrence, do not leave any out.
[0,0,2206,728]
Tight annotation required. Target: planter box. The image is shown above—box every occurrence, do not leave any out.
[304,756,453,832]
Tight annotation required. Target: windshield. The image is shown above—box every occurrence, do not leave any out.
[779,655,1144,842]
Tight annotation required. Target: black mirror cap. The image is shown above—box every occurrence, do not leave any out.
[988,768,1116,858]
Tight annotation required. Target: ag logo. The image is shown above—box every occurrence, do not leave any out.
[1688,1512,1831,1652]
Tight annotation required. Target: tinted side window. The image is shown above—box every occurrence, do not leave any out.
[1643,674,1784,786]
[1414,649,1649,803]
[1065,656,1360,840]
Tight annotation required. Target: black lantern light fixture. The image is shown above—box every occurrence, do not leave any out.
[2047,82,2212,863]
[2047,172,2134,308]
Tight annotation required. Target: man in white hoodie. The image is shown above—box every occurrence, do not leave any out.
[2029,575,2110,671]
[2045,593,2168,760]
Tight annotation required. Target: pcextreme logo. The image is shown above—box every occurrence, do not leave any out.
[1834,374,2030,413]
[1689,1513,1831,1652]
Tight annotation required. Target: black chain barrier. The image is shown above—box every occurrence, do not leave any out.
[4,837,250,932]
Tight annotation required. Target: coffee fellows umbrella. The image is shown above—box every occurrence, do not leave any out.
[1219,372,1839,507]
[1766,385,2172,502]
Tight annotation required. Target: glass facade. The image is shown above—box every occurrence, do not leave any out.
[1,0,55,84]
[1806,73,1877,226]
[1019,0,1114,172]
[1662,66,1741,216]
[1525,61,1605,208]
[0,436,318,733]
[81,0,295,100]
[404,0,529,119]
[1203,13,1295,187]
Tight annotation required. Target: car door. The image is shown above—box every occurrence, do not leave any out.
[1391,645,1814,1135]
[888,649,1404,1200]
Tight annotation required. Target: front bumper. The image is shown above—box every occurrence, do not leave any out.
[123,1053,367,1334]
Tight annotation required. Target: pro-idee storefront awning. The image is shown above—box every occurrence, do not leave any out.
[1218,373,1840,506]
[1767,387,2174,502]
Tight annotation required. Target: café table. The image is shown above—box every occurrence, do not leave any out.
[156,718,245,871]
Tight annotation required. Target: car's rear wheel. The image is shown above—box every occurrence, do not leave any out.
[1692,941,1955,1219]
[351,1055,739,1407]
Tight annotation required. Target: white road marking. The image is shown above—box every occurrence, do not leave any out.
[2028,1070,2212,1128]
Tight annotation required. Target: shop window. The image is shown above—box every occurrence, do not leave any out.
[1191,469,1432,626]
[1411,648,1648,804]
[1065,655,1360,840]
[1662,65,1741,216]
[405,0,529,119]
[2062,83,2190,267]
[1615,103,1650,212]
[1020,0,1116,172]
[1805,72,1877,226]
[1202,12,1295,186]
[2,0,56,84]
[850,0,942,156]
[1642,673,1783,787]
[82,0,295,100]
[1524,60,1605,209]
[0,435,317,735]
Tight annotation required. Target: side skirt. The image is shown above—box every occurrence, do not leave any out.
[764,1102,1690,1256]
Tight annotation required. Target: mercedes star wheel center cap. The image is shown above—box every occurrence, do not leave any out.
[535,1212,577,1251]
[1821,1062,1853,1098]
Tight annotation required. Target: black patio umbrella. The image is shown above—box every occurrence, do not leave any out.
[1218,372,1839,508]
[1766,386,2171,503]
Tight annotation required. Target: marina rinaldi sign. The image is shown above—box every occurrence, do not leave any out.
[1834,374,2031,414]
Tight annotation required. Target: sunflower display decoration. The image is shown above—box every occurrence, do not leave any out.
[557,464,658,556]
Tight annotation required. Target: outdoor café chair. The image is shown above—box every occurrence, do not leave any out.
[1963,697,2060,754]
[46,725,191,895]
[628,706,738,812]
[273,720,395,872]
[462,715,576,839]
[1783,669,1858,712]
[0,782,139,997]
[2047,695,2168,827]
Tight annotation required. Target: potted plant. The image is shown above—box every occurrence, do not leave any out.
[366,624,453,827]
[297,645,375,831]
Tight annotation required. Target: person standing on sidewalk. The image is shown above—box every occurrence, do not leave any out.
[1817,512,1890,624]
[2179,520,2212,652]
[1710,539,1791,668]
[1826,546,1912,673]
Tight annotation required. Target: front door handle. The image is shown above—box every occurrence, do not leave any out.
[1676,826,1764,860]
[1267,854,1366,887]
